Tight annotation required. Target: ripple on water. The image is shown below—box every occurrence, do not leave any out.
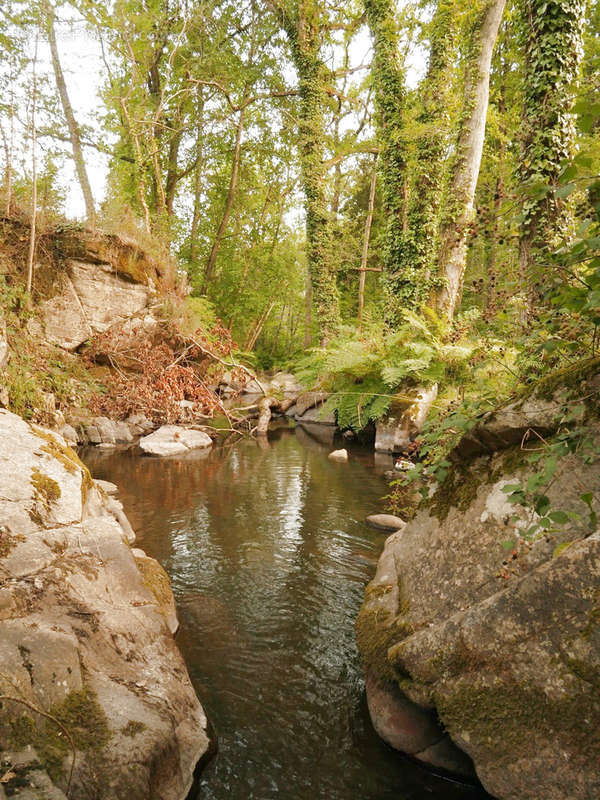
[82,430,491,800]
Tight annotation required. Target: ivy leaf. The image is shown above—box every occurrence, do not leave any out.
[554,183,576,199]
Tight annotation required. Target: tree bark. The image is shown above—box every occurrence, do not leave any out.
[189,89,205,267]
[364,0,408,326]
[46,3,96,224]
[436,0,506,320]
[26,33,39,296]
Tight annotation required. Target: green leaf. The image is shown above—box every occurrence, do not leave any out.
[548,510,569,524]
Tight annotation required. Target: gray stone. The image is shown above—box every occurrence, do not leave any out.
[139,424,213,456]
[451,394,561,460]
[295,391,329,417]
[0,410,209,800]
[59,423,79,445]
[297,405,336,425]
[375,385,438,454]
[365,513,406,531]
[0,748,68,799]
[132,548,179,635]
[365,673,475,778]
[126,413,154,434]
[328,448,348,462]
[113,420,134,443]
[270,372,303,395]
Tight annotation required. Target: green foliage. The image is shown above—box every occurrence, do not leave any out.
[294,308,484,431]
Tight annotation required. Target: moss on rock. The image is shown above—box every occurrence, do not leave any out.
[8,687,111,785]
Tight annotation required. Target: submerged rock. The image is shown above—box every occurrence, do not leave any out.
[328,448,348,462]
[358,384,600,799]
[0,409,209,799]
[139,424,212,456]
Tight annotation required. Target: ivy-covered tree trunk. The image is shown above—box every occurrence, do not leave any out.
[393,0,459,319]
[363,0,407,327]
[272,0,340,346]
[517,0,586,315]
[436,0,506,320]
[411,3,458,254]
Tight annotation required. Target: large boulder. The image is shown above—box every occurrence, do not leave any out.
[139,424,212,456]
[357,385,600,799]
[0,410,209,799]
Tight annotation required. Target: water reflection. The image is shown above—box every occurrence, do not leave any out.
[82,429,490,800]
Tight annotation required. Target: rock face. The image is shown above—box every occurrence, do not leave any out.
[139,424,213,456]
[41,262,150,351]
[375,385,438,454]
[0,409,209,799]
[357,391,600,799]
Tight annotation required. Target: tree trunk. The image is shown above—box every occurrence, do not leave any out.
[358,162,377,327]
[517,0,586,318]
[364,0,408,327]
[304,268,312,348]
[405,0,458,284]
[273,0,340,345]
[201,106,246,295]
[46,4,95,225]
[26,33,40,296]
[189,89,205,267]
[436,0,506,320]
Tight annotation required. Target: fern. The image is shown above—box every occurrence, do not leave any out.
[290,309,476,432]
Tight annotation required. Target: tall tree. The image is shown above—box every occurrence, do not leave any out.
[436,0,506,319]
[45,1,95,224]
[269,0,341,346]
[363,0,407,326]
[516,0,587,314]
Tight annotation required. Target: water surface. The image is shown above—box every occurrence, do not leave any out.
[83,426,489,800]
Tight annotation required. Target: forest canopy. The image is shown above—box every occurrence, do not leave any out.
[0,0,599,411]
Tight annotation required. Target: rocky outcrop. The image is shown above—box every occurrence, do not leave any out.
[358,383,600,799]
[40,262,151,352]
[0,409,209,799]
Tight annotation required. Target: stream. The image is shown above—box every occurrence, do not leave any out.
[82,425,490,800]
